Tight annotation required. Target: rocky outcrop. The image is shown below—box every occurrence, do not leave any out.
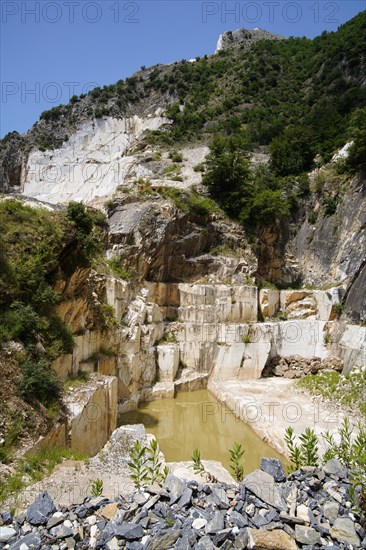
[209,320,329,381]
[107,198,255,283]
[343,260,366,323]
[336,323,366,374]
[216,28,285,53]
[290,175,366,288]
[25,375,118,462]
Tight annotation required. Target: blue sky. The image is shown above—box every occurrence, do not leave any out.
[1,0,365,137]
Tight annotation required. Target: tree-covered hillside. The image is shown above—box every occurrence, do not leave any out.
[2,11,365,161]
[153,10,366,161]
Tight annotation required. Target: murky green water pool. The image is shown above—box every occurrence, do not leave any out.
[119,390,284,474]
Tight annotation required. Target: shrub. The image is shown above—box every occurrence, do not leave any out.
[65,202,105,270]
[285,426,319,471]
[169,150,184,163]
[308,211,318,225]
[19,358,62,406]
[128,440,168,488]
[107,258,134,280]
[345,107,366,173]
[99,304,118,329]
[269,126,315,177]
[322,195,338,216]
[333,302,344,319]
[0,302,40,344]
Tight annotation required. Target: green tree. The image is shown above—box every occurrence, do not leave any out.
[345,107,366,173]
[203,135,252,217]
[243,189,290,226]
[269,126,315,176]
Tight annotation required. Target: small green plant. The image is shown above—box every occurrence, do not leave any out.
[146,439,167,485]
[107,258,135,280]
[285,426,319,472]
[165,517,176,527]
[64,370,90,390]
[90,478,103,497]
[307,211,318,225]
[333,302,344,319]
[229,442,245,481]
[128,440,168,488]
[100,303,118,329]
[164,164,181,176]
[242,334,251,344]
[193,163,205,173]
[157,333,177,345]
[313,170,326,194]
[323,331,332,344]
[128,441,149,488]
[273,309,288,321]
[168,150,183,163]
[191,449,206,476]
[136,177,151,186]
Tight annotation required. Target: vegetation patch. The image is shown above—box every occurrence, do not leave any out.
[295,368,366,417]
[0,200,107,458]
[107,258,135,280]
[0,447,87,505]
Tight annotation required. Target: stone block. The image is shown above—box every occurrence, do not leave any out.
[157,344,179,381]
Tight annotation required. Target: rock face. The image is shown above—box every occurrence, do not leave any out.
[107,198,255,283]
[215,28,285,53]
[50,256,364,418]
[344,260,366,323]
[290,175,366,288]
[63,374,118,456]
[22,115,169,205]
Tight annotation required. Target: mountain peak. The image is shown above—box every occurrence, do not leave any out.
[215,27,285,53]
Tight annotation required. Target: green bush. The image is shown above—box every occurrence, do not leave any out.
[107,258,135,280]
[19,358,62,406]
[169,150,184,163]
[65,202,105,271]
[0,302,40,343]
[345,107,366,173]
[269,126,316,177]
[203,134,252,217]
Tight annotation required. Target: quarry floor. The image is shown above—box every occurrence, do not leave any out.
[208,378,348,457]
